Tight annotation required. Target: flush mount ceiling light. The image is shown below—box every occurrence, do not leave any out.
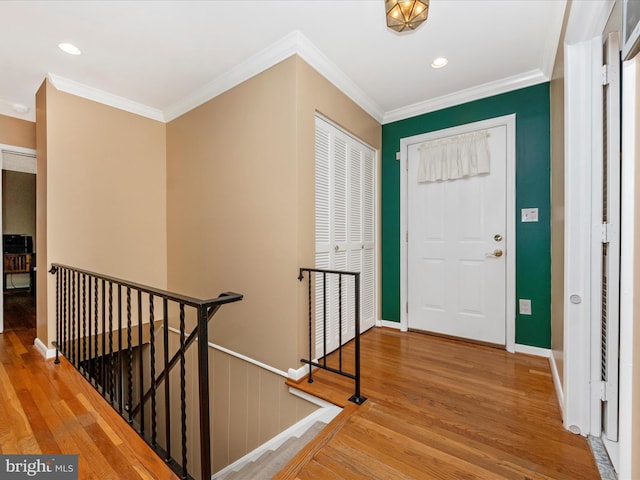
[58,42,81,55]
[385,0,429,33]
[431,57,448,68]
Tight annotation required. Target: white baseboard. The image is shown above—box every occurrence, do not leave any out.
[211,402,341,479]
[34,337,57,360]
[376,320,402,330]
[288,361,318,382]
[549,352,565,416]
[514,344,551,358]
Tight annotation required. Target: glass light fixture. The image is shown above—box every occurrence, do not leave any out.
[385,0,429,33]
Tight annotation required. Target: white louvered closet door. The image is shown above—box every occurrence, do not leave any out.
[315,116,376,358]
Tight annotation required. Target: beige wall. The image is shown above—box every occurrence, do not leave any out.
[39,80,168,347]
[36,82,48,341]
[0,114,35,149]
[293,57,382,361]
[3,171,36,239]
[166,55,380,372]
[210,348,317,474]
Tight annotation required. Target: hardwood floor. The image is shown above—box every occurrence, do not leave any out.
[1,293,600,479]
[0,292,179,480]
[283,328,601,480]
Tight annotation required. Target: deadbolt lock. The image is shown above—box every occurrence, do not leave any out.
[494,234,503,242]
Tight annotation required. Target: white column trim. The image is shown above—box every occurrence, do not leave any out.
[618,57,637,480]
[563,37,602,437]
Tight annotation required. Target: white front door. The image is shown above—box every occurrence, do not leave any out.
[404,117,514,346]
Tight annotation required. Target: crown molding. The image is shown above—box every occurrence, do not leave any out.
[45,31,383,125]
[164,30,384,123]
[382,69,549,125]
[46,34,549,128]
[162,31,302,122]
[47,73,165,122]
[294,32,385,123]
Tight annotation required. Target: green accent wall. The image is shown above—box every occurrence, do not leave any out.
[381,83,551,348]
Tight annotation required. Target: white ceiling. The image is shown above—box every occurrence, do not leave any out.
[0,0,567,124]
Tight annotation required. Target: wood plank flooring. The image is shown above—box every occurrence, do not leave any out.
[283,328,600,480]
[0,292,179,480]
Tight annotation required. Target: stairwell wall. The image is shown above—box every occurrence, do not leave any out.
[37,80,168,348]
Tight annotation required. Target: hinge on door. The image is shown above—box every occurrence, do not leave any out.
[406,302,408,314]
[601,223,609,244]
[406,231,408,242]
[602,65,609,85]
[396,152,400,161]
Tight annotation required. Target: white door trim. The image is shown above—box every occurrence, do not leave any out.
[399,114,516,352]
[619,56,637,480]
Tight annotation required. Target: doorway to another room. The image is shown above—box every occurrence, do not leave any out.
[1,146,36,338]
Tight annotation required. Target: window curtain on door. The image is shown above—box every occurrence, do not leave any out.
[417,130,491,182]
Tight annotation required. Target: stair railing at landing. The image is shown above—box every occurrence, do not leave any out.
[297,267,366,405]
[49,263,243,480]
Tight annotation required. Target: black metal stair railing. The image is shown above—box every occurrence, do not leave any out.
[49,263,243,480]
[297,267,366,405]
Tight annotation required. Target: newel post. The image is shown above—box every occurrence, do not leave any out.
[197,304,212,480]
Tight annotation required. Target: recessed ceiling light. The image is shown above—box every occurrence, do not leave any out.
[58,43,81,55]
[431,57,448,69]
[12,103,30,114]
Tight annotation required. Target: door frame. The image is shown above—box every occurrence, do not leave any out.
[399,114,516,352]
[0,144,38,334]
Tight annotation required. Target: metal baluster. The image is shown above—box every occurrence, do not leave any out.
[82,274,87,373]
[307,271,313,383]
[323,272,327,369]
[338,273,343,373]
[149,294,157,447]
[118,284,123,414]
[108,282,114,404]
[138,290,145,435]
[71,271,76,365]
[179,304,187,479]
[349,273,366,405]
[94,278,99,385]
[101,279,106,396]
[54,266,60,364]
[63,269,68,359]
[163,298,171,460]
[127,287,133,424]
[88,275,92,379]
[76,271,81,367]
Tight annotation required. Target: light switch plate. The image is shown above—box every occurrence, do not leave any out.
[521,208,538,222]
[519,299,532,315]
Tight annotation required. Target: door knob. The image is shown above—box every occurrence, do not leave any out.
[485,249,503,258]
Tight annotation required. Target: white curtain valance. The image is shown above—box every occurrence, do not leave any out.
[417,130,491,183]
